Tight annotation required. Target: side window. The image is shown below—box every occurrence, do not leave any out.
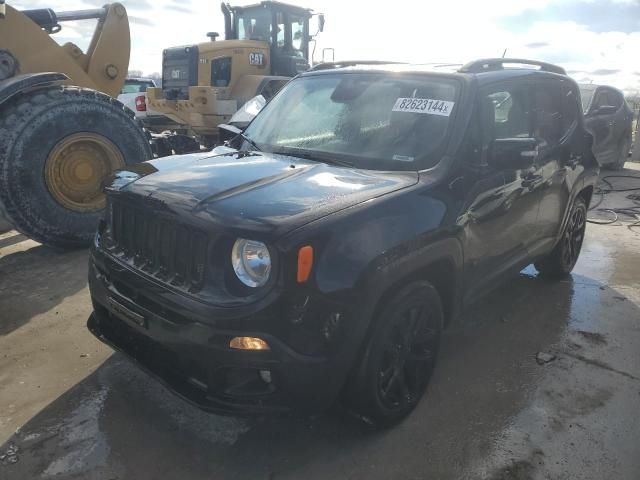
[533,82,563,146]
[211,57,231,87]
[593,89,609,110]
[606,89,623,109]
[482,84,533,142]
[290,14,305,53]
[561,83,579,136]
[276,12,285,48]
[238,11,272,42]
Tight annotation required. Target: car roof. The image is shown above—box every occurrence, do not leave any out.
[301,61,567,87]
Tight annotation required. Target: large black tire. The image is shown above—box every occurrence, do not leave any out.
[344,281,443,426]
[0,86,152,248]
[534,197,587,278]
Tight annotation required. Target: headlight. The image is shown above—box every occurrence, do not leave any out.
[231,238,271,287]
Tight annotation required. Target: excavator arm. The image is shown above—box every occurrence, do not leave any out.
[0,3,130,97]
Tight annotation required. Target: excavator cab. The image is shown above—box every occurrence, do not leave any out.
[225,2,314,76]
[147,1,324,147]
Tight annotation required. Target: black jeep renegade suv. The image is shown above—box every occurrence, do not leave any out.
[88,58,598,425]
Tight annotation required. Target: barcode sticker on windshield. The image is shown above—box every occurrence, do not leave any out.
[392,98,455,116]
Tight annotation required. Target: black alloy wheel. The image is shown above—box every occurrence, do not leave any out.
[561,202,586,271]
[535,197,587,277]
[345,281,443,426]
[377,303,439,410]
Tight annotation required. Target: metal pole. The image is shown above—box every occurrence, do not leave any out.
[55,8,106,22]
[0,0,6,19]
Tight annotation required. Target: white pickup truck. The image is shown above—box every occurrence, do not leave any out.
[117,77,170,130]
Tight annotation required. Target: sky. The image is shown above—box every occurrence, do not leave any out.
[12,0,640,94]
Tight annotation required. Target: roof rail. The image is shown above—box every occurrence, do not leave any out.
[422,63,464,68]
[458,58,566,75]
[309,60,406,72]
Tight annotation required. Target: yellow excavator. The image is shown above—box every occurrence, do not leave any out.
[0,2,151,248]
[147,1,324,153]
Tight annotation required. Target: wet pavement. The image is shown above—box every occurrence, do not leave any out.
[1,167,639,479]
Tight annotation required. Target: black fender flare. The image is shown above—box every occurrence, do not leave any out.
[335,235,463,370]
[357,236,464,327]
[330,235,463,396]
[0,72,68,107]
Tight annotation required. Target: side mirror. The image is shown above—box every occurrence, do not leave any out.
[593,105,617,115]
[310,14,325,38]
[489,137,538,170]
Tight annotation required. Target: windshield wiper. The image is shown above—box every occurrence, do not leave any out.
[239,133,261,152]
[270,148,354,168]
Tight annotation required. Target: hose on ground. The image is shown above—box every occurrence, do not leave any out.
[587,174,640,229]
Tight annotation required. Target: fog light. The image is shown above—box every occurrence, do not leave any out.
[229,336,270,351]
[259,370,272,384]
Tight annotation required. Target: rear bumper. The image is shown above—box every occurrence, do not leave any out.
[87,258,344,415]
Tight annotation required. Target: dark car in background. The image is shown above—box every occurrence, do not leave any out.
[87,58,598,425]
[579,83,633,169]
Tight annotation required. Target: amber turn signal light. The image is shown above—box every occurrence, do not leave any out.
[297,245,314,283]
[229,336,270,351]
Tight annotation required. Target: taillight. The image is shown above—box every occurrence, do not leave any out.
[135,95,146,112]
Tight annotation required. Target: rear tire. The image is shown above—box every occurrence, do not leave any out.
[0,86,152,248]
[534,197,587,278]
[344,281,443,427]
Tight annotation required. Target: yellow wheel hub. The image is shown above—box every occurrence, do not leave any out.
[45,133,124,212]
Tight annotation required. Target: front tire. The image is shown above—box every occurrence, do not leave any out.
[0,86,152,248]
[534,197,587,278]
[344,281,443,426]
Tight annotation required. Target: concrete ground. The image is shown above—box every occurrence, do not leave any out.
[1,167,639,480]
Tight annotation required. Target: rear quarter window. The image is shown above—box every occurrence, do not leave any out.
[121,81,155,94]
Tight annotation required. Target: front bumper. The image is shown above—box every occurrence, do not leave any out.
[87,257,342,415]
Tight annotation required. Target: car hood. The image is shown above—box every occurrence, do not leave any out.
[111,150,418,237]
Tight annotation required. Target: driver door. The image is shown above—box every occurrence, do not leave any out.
[461,81,543,300]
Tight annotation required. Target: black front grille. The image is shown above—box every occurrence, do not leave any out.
[106,200,208,292]
[162,45,199,100]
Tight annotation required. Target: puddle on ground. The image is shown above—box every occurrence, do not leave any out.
[42,388,109,477]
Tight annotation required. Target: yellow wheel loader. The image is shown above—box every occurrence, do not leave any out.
[147,1,324,153]
[0,2,151,248]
